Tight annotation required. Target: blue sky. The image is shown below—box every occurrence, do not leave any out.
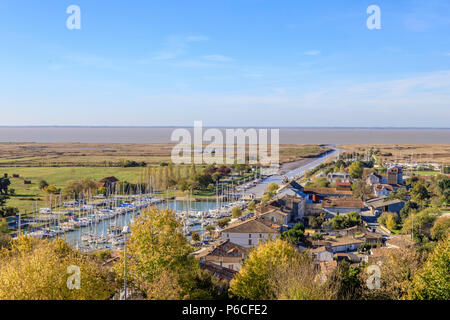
[0,0,449,127]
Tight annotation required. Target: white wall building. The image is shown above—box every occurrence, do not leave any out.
[221,218,280,247]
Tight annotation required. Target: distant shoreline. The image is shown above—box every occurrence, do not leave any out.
[1,127,449,144]
[1,126,450,129]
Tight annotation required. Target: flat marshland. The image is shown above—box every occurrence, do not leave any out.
[0,143,329,213]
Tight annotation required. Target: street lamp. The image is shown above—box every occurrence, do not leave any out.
[122,225,131,300]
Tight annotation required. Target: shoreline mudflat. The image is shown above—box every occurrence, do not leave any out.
[279,158,317,175]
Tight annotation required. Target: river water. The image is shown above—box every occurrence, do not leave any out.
[243,148,341,197]
[1,127,449,144]
[56,146,339,248]
[63,200,223,246]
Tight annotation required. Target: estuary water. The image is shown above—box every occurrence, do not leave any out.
[0,127,449,144]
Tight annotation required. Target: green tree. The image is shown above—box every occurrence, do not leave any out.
[217,217,231,229]
[378,212,399,231]
[63,179,98,199]
[0,205,18,218]
[247,201,256,212]
[97,187,107,195]
[351,180,372,200]
[410,183,431,205]
[205,225,216,236]
[232,207,242,219]
[116,207,193,293]
[191,232,200,242]
[402,208,439,242]
[315,177,330,188]
[430,216,450,241]
[400,201,419,221]
[408,235,450,300]
[0,174,11,195]
[362,247,423,300]
[348,161,364,179]
[211,172,221,183]
[0,218,9,234]
[267,182,279,193]
[330,212,362,230]
[437,177,450,204]
[308,214,325,229]
[230,239,328,300]
[387,189,409,202]
[114,207,221,299]
[44,185,61,194]
[178,179,190,192]
[328,261,362,300]
[386,215,398,231]
[281,223,305,244]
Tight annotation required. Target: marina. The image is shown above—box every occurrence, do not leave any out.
[11,149,339,251]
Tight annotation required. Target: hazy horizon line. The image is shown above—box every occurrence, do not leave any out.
[1,126,450,130]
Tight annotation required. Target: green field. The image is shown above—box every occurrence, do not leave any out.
[416,171,440,176]
[1,167,145,214]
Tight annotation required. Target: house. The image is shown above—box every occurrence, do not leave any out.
[221,217,280,247]
[366,173,382,186]
[24,179,32,185]
[356,231,384,245]
[373,184,393,197]
[310,236,364,253]
[319,260,338,278]
[335,252,361,264]
[336,182,352,190]
[259,209,289,229]
[369,247,397,263]
[385,236,416,249]
[365,196,405,214]
[310,246,334,262]
[327,172,350,183]
[277,181,354,202]
[387,166,403,185]
[336,225,366,237]
[322,198,365,215]
[303,187,353,201]
[256,195,303,224]
[98,176,119,189]
[193,239,249,271]
[200,262,237,283]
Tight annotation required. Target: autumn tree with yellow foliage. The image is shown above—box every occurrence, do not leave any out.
[0,236,115,300]
[408,235,450,300]
[229,239,332,300]
[113,207,226,300]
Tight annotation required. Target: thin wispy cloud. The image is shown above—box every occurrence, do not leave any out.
[202,54,233,62]
[131,70,450,127]
[304,50,320,56]
[139,34,210,63]
[152,52,179,61]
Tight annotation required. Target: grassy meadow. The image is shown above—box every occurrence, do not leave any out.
[0,143,330,214]
[1,167,145,214]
